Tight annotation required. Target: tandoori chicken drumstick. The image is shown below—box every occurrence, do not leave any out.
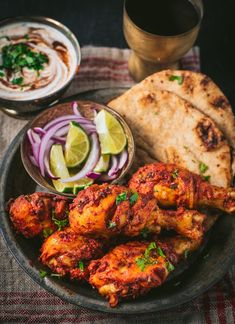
[129,162,235,213]
[8,192,70,238]
[88,236,200,307]
[40,227,104,280]
[69,184,205,240]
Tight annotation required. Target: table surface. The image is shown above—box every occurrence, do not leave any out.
[0,0,234,107]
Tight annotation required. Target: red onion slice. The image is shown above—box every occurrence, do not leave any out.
[72,101,82,117]
[44,115,94,131]
[33,127,65,144]
[87,171,101,180]
[108,155,119,177]
[118,149,128,170]
[61,133,100,183]
[38,120,73,176]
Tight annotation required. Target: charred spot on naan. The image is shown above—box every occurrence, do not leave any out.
[139,92,156,105]
[181,73,195,95]
[196,118,225,150]
[200,75,211,89]
[211,96,230,110]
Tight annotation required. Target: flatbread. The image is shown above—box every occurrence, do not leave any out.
[143,70,235,149]
[108,85,232,188]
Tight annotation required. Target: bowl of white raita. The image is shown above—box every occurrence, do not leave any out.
[0,16,81,116]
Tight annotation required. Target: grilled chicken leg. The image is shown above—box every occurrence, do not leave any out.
[7,192,70,238]
[69,184,205,240]
[88,236,200,307]
[129,163,235,213]
[40,227,104,280]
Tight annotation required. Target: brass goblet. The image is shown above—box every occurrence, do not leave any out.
[123,0,204,81]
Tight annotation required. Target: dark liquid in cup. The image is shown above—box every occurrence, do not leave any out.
[125,0,200,36]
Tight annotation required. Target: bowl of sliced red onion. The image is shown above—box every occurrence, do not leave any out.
[21,100,135,196]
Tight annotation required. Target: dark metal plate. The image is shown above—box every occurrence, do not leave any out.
[1,88,235,314]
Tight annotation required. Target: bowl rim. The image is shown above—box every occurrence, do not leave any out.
[20,100,136,197]
[0,15,81,103]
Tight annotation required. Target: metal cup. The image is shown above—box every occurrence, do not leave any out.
[123,0,204,81]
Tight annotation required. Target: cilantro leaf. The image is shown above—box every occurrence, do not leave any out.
[52,212,68,231]
[169,75,184,85]
[12,77,23,85]
[108,221,116,229]
[42,228,53,239]
[39,269,47,278]
[144,242,156,258]
[0,70,4,77]
[172,169,179,179]
[167,261,175,272]
[116,192,127,205]
[130,192,138,205]
[136,242,157,271]
[136,258,147,271]
[199,162,208,174]
[78,261,84,272]
[157,246,166,258]
[203,175,211,182]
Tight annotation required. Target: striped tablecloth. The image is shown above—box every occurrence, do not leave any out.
[1,46,234,324]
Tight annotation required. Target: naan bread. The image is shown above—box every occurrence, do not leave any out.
[108,85,232,188]
[143,70,235,149]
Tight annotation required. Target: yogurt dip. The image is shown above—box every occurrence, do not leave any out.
[0,22,78,100]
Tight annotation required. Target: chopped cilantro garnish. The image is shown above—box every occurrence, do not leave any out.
[116,192,127,205]
[24,34,29,40]
[141,227,150,238]
[42,228,53,239]
[78,261,84,272]
[1,43,48,73]
[130,192,138,205]
[12,77,23,85]
[136,242,157,271]
[157,246,166,258]
[145,242,157,257]
[0,70,4,77]
[199,162,208,174]
[203,175,211,182]
[52,211,68,231]
[39,269,47,278]
[169,75,184,85]
[172,169,179,179]
[167,261,175,272]
[108,221,116,229]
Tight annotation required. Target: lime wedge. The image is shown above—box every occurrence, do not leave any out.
[73,178,94,195]
[64,121,90,168]
[50,144,74,193]
[94,110,127,154]
[94,154,110,173]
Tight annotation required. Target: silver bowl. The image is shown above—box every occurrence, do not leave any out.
[0,16,81,118]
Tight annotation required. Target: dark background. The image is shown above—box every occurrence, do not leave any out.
[1,0,234,107]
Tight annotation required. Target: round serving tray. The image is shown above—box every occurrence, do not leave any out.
[1,88,235,314]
